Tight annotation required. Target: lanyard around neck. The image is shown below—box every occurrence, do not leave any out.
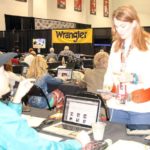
[120,45,132,71]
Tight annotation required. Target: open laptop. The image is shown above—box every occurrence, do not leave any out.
[43,95,101,138]
[57,68,73,81]
[47,62,62,70]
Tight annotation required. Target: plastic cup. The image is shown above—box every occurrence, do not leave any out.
[92,122,106,141]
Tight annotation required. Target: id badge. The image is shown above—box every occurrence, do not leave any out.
[117,82,128,104]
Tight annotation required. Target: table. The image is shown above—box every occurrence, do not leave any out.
[23,107,149,145]
[59,82,86,95]
[47,82,86,95]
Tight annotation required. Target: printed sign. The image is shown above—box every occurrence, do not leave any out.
[52,29,93,43]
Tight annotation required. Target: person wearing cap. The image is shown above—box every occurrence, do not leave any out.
[0,53,92,149]
[46,47,58,63]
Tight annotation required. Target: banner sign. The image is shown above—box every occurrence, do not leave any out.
[74,0,82,12]
[103,0,109,17]
[52,29,93,44]
[90,0,96,15]
[57,0,66,9]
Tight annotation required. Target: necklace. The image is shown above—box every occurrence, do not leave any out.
[120,45,132,72]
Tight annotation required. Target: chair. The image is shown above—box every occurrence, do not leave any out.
[24,85,51,110]
[1,92,11,104]
[66,61,75,69]
[58,55,69,63]
[76,91,109,120]
[47,62,62,70]
[1,82,19,104]
[20,62,29,67]
[82,59,93,69]
[12,65,23,74]
[12,64,29,76]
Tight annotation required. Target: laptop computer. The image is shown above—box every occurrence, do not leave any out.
[57,68,73,81]
[47,62,62,70]
[43,95,101,138]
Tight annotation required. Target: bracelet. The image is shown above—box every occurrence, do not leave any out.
[131,73,138,84]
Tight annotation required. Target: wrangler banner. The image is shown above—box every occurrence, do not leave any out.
[52,29,93,43]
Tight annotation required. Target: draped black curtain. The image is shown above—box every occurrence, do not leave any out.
[4,29,52,53]
[5,15,34,31]
[2,15,114,55]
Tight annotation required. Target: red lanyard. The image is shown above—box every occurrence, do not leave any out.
[120,45,132,72]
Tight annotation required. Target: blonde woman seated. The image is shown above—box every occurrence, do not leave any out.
[26,56,64,109]
[79,50,109,94]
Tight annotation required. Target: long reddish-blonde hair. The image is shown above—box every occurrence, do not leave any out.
[112,5,150,52]
[26,56,48,79]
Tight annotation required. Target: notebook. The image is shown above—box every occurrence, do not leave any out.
[43,95,101,138]
[57,68,73,81]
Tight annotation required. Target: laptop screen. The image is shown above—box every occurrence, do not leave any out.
[63,95,100,127]
[57,68,72,80]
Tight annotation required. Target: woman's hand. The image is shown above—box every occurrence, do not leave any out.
[13,79,35,103]
[101,84,114,100]
[101,93,113,100]
[76,130,91,149]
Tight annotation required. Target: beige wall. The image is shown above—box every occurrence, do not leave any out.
[47,0,87,24]
[0,0,150,30]
[111,0,150,27]
[0,0,29,30]
[33,0,47,19]
[86,0,112,28]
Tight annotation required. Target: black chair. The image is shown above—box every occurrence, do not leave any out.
[12,64,29,76]
[58,55,69,63]
[47,62,62,70]
[24,85,51,110]
[12,65,23,74]
[1,92,11,104]
[1,81,19,104]
[82,59,93,69]
[20,62,29,67]
[66,61,75,69]
[76,91,109,120]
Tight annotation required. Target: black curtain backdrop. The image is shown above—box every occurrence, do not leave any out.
[2,29,93,55]
[5,15,34,31]
[2,15,94,54]
[2,15,115,55]
[4,29,52,53]
[4,15,150,55]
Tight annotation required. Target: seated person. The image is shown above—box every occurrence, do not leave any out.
[11,55,20,65]
[23,48,36,66]
[4,60,25,102]
[0,54,91,149]
[26,55,64,109]
[0,52,24,97]
[72,71,84,83]
[4,59,25,90]
[48,57,57,63]
[78,50,109,94]
[58,45,76,62]
[46,47,58,63]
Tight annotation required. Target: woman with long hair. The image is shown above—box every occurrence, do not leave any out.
[103,5,150,130]
[26,56,64,109]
